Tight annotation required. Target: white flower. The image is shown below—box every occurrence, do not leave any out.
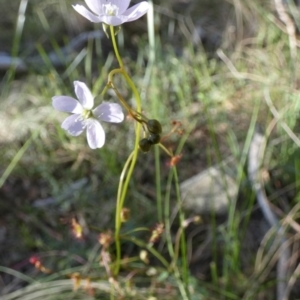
[52,81,124,149]
[72,0,149,26]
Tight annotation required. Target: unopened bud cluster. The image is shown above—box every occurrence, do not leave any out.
[139,119,162,152]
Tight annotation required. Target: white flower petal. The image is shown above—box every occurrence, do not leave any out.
[73,81,94,110]
[122,2,149,22]
[61,114,86,136]
[93,102,124,123]
[99,15,125,26]
[52,96,83,113]
[72,4,101,23]
[112,0,131,15]
[86,119,105,149]
[84,0,103,14]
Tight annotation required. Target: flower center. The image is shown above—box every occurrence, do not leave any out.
[82,109,93,119]
[102,3,119,16]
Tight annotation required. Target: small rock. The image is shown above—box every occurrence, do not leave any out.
[181,157,238,215]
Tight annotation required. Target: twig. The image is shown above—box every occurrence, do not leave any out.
[216,49,268,83]
[273,0,297,60]
[248,127,290,300]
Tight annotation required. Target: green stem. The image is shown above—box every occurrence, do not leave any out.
[172,166,190,298]
[109,26,142,277]
[154,145,163,223]
[164,169,175,258]
[115,150,134,227]
[106,69,147,122]
[111,85,138,119]
[110,26,124,68]
[100,83,110,97]
[106,64,142,114]
[114,123,141,276]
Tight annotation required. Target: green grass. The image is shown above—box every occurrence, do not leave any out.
[1,0,300,299]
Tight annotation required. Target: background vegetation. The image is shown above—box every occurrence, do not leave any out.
[1,0,300,299]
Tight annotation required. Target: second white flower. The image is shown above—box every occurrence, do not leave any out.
[52,81,124,149]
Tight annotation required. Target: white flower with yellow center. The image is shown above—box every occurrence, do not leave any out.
[72,0,149,26]
[52,81,124,149]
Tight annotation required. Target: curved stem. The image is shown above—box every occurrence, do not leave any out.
[111,85,136,118]
[106,65,142,116]
[107,69,145,123]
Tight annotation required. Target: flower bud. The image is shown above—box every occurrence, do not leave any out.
[148,134,160,145]
[139,138,152,152]
[147,119,162,134]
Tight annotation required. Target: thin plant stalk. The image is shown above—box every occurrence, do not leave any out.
[164,169,175,258]
[155,146,163,222]
[109,26,142,276]
[172,166,190,298]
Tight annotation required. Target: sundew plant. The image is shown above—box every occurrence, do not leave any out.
[3,0,300,299]
[50,0,189,298]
